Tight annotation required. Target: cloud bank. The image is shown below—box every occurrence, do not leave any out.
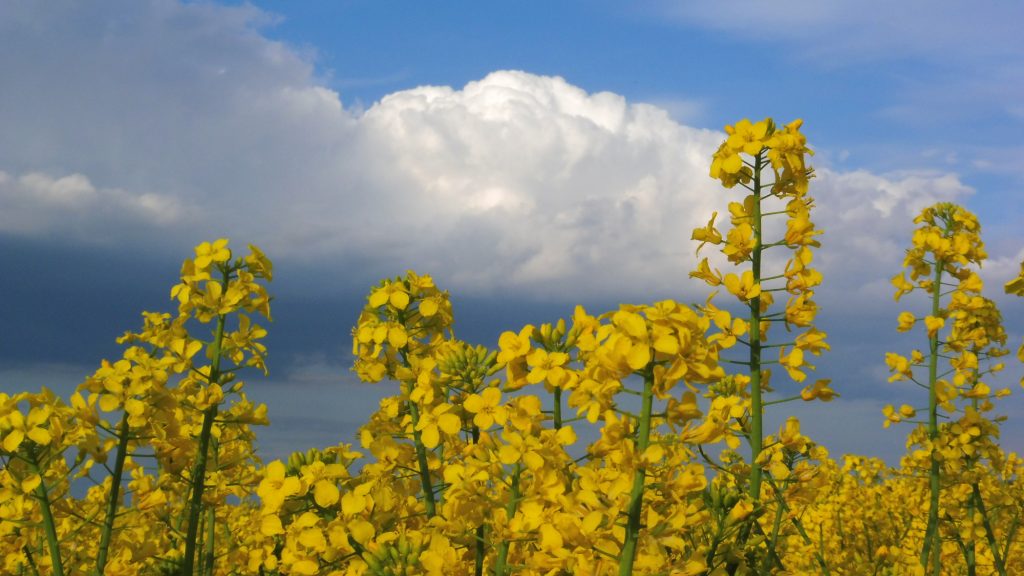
[2,0,1013,306]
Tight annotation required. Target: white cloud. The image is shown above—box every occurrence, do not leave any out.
[809,169,973,306]
[651,0,1023,65]
[350,70,725,297]
[0,170,186,239]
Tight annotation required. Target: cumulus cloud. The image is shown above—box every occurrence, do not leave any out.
[351,71,725,297]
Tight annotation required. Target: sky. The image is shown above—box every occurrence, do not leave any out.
[1,0,1022,464]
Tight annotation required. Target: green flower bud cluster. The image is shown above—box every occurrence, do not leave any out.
[284,447,339,476]
[533,318,577,352]
[438,342,500,393]
[362,534,423,576]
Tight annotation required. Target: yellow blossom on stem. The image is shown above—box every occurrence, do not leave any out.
[463,387,508,429]
[801,379,837,402]
[723,270,761,302]
[415,403,461,449]
[692,212,723,255]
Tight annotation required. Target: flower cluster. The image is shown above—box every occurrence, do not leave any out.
[2,239,272,576]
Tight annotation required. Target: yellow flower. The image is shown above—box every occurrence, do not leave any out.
[723,270,761,302]
[415,403,460,448]
[245,243,273,280]
[896,312,916,332]
[800,379,837,402]
[885,352,913,382]
[785,292,818,328]
[794,327,829,355]
[784,212,822,247]
[497,325,533,364]
[1,404,52,452]
[722,222,756,263]
[725,118,771,155]
[368,281,410,310]
[924,315,945,338]
[882,404,916,428]
[690,257,722,287]
[498,430,545,470]
[891,273,915,300]
[691,212,723,255]
[257,461,304,514]
[526,348,570,386]
[725,499,754,525]
[710,145,743,178]
[463,387,508,429]
[194,238,231,269]
[340,482,374,516]
[779,347,807,382]
[1006,261,1024,295]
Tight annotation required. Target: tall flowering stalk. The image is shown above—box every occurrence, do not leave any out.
[0,392,76,576]
[691,118,831,568]
[170,240,273,576]
[558,302,728,574]
[352,272,455,519]
[885,203,1009,575]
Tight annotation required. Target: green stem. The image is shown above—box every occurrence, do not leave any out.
[764,474,830,575]
[1001,511,1019,567]
[618,368,654,576]
[725,154,766,576]
[397,342,438,519]
[183,272,229,576]
[183,406,217,575]
[407,392,437,518]
[703,516,727,572]
[972,483,1007,576]
[94,411,131,575]
[472,424,484,576]
[23,543,41,576]
[762,496,786,574]
[474,525,486,576]
[553,386,563,429]
[27,448,65,576]
[965,486,976,576]
[202,439,219,576]
[748,152,765,504]
[495,466,521,576]
[920,259,943,574]
[196,510,207,576]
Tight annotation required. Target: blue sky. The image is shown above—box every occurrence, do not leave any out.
[1,0,1022,464]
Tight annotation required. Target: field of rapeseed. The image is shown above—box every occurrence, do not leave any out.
[2,118,1023,575]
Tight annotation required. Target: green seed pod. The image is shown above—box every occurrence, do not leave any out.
[363,551,382,572]
[387,544,403,568]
